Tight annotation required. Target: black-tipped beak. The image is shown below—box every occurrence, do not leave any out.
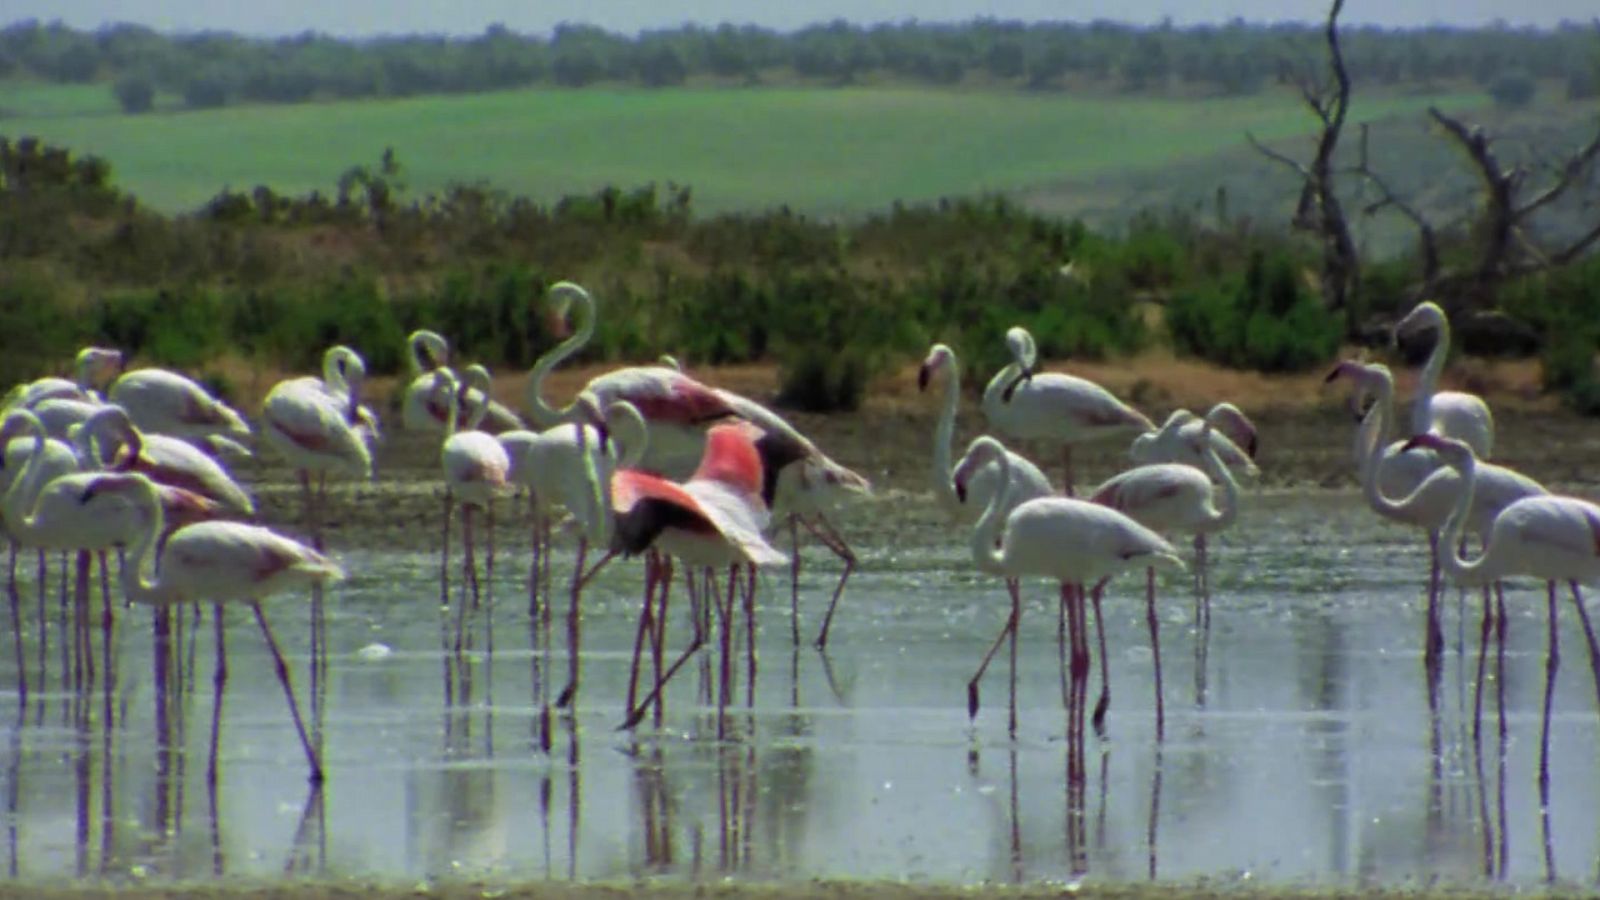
[1001,368,1032,403]
[1323,366,1342,384]
[597,423,612,456]
[917,364,930,392]
[954,480,967,503]
[1401,435,1427,453]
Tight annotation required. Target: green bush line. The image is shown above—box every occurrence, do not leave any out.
[1,137,1595,413]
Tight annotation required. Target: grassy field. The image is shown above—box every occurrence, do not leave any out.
[0,82,1486,216]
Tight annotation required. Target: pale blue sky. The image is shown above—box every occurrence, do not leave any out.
[2,0,1592,36]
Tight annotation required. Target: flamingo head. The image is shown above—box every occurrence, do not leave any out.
[0,410,35,447]
[1395,300,1446,343]
[76,346,124,387]
[407,330,449,373]
[78,472,148,507]
[544,281,591,338]
[571,394,611,455]
[1205,402,1259,460]
[1401,431,1471,462]
[918,344,954,392]
[951,437,1000,504]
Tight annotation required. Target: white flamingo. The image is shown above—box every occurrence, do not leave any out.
[984,326,1154,496]
[1130,404,1259,478]
[400,331,523,435]
[1402,432,1600,810]
[3,347,123,410]
[1396,300,1494,458]
[261,344,376,673]
[106,365,251,442]
[1086,419,1240,739]
[432,368,511,653]
[919,343,1053,521]
[83,470,341,785]
[1328,360,1545,669]
[953,436,1183,738]
[499,396,642,748]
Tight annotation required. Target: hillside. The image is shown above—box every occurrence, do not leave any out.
[0,82,1488,218]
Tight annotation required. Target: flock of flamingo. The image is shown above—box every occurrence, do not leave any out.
[3,283,1599,803]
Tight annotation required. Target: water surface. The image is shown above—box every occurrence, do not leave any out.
[2,490,1598,890]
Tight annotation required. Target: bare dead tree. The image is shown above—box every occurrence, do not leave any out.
[1353,122,1441,293]
[1424,107,1600,305]
[1246,0,1360,329]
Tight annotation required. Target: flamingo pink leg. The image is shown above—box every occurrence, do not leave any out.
[1566,582,1600,713]
[804,515,857,651]
[1090,579,1111,738]
[1538,582,1559,808]
[966,578,1022,736]
[250,602,324,785]
[8,544,26,706]
[555,538,588,710]
[207,603,227,788]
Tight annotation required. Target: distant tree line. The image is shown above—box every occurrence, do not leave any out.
[0,17,1594,115]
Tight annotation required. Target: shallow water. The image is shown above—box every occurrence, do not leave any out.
[2,490,1599,891]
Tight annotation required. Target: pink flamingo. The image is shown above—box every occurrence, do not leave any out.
[1402,432,1600,812]
[2,410,222,702]
[527,281,869,647]
[1397,301,1494,459]
[77,407,255,518]
[985,326,1154,496]
[611,419,789,731]
[106,365,251,442]
[432,368,511,654]
[83,471,341,785]
[1086,419,1240,739]
[953,436,1183,738]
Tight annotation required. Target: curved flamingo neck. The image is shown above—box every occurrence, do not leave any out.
[462,368,492,431]
[118,477,166,606]
[1357,371,1416,521]
[1412,313,1450,437]
[932,358,961,510]
[608,402,649,471]
[527,285,596,429]
[1197,430,1239,532]
[1,413,49,529]
[969,439,1010,574]
[1435,450,1485,582]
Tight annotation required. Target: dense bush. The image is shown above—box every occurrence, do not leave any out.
[112,73,155,113]
[1501,257,1600,413]
[1167,249,1342,372]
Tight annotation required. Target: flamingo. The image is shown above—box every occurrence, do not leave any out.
[1396,301,1494,459]
[528,280,869,647]
[1128,404,1257,603]
[2,410,222,700]
[1328,360,1545,670]
[105,365,251,442]
[261,344,376,677]
[499,396,642,748]
[1086,419,1240,739]
[953,436,1183,738]
[81,471,342,785]
[1401,432,1600,809]
[984,326,1154,496]
[3,347,123,410]
[612,419,790,731]
[919,343,1053,522]
[526,281,740,476]
[76,406,255,518]
[400,331,523,435]
[432,368,511,653]
[1129,405,1259,478]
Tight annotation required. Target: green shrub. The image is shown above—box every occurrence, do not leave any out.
[1168,249,1340,372]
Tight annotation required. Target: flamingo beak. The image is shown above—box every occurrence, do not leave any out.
[1001,367,1033,403]
[1322,365,1343,383]
[954,478,967,504]
[1400,434,1433,453]
[917,363,931,392]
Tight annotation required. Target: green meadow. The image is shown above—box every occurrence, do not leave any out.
[0,82,1483,216]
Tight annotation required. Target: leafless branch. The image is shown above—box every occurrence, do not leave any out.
[1354,123,1439,287]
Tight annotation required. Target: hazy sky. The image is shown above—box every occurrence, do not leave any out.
[4,0,1594,37]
